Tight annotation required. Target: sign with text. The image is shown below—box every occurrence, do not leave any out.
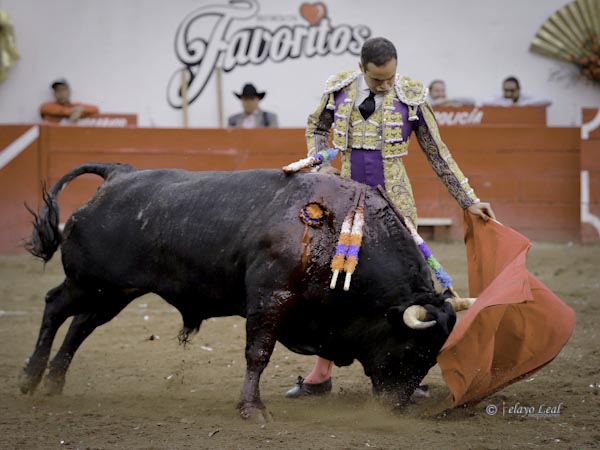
[168,0,372,109]
[54,114,138,127]
[433,106,547,126]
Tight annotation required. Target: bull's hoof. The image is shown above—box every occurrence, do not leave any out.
[41,374,65,396]
[18,371,42,395]
[238,404,273,424]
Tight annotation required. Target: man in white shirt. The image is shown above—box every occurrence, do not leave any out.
[227,83,279,128]
[483,76,552,107]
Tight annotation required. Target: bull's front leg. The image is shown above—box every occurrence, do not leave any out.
[238,289,290,422]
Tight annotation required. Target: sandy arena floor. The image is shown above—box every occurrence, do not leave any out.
[1,241,599,450]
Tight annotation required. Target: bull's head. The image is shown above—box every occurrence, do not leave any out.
[364,293,475,407]
[403,295,475,330]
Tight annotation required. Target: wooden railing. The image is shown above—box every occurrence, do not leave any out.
[1,112,595,253]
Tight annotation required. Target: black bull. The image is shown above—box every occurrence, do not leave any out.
[21,163,457,421]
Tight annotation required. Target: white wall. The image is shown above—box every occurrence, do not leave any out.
[0,0,598,128]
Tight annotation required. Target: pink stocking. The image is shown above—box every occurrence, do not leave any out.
[303,356,333,384]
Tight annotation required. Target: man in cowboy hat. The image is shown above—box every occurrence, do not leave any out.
[228,83,279,128]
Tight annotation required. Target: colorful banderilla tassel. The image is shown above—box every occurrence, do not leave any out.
[342,204,364,291]
[330,190,366,291]
[403,218,453,289]
[330,210,354,289]
[376,185,455,291]
[282,148,339,173]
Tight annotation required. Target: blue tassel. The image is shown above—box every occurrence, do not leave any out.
[434,267,453,289]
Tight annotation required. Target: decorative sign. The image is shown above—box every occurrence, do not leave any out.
[168,0,371,108]
[432,106,548,126]
[56,114,138,127]
[434,108,483,126]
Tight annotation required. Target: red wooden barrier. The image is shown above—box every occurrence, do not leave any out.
[0,120,588,253]
[0,126,43,253]
[581,108,600,242]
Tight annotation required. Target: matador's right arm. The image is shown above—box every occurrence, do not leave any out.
[305,93,334,157]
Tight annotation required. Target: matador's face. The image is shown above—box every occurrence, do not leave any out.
[360,58,397,94]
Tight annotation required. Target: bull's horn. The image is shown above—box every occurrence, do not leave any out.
[445,297,476,312]
[403,305,436,330]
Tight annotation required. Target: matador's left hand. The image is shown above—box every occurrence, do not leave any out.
[467,202,496,222]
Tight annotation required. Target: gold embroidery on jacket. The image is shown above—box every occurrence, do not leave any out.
[306,71,479,224]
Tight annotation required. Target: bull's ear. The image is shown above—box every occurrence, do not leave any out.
[386,306,405,329]
[441,288,455,300]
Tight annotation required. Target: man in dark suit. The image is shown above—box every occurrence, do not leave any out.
[228,83,279,128]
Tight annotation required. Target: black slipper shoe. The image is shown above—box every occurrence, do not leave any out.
[285,376,332,398]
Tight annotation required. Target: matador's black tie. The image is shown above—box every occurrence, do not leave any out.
[358,91,376,120]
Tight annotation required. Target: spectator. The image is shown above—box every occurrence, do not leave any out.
[482,76,552,106]
[40,79,99,123]
[427,79,475,107]
[228,83,278,128]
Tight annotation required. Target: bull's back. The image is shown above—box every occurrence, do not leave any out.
[60,169,348,297]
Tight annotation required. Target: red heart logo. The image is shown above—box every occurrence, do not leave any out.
[300,2,327,26]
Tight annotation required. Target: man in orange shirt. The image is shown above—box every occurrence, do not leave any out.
[40,79,99,123]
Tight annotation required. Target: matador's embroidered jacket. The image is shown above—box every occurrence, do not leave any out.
[306,70,480,225]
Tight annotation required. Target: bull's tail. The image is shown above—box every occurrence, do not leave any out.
[25,163,135,262]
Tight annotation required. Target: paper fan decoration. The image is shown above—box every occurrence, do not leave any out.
[0,10,19,84]
[530,0,600,84]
